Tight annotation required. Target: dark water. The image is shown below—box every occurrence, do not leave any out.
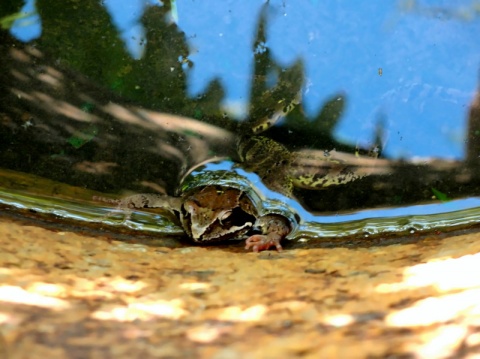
[1,1,480,243]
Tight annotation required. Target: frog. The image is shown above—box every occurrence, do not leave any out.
[98,60,377,251]
[97,94,370,252]
[98,164,298,252]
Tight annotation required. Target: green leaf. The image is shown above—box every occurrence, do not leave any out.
[67,125,98,149]
[431,187,451,202]
[0,11,32,29]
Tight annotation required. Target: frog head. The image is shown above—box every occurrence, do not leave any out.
[180,185,258,242]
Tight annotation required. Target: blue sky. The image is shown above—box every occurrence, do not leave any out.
[10,0,480,159]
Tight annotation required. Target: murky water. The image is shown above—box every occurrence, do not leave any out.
[1,1,480,245]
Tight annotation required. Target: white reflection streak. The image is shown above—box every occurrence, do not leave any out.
[217,305,267,322]
[91,299,188,321]
[136,109,234,142]
[386,288,480,327]
[376,252,480,293]
[412,325,468,359]
[375,253,480,328]
[0,285,70,310]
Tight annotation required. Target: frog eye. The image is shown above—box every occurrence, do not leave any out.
[184,200,199,214]
[218,210,232,224]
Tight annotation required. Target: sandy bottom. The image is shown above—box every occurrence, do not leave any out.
[1,216,480,358]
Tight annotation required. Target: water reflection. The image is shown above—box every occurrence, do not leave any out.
[1,1,480,243]
[2,159,480,246]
